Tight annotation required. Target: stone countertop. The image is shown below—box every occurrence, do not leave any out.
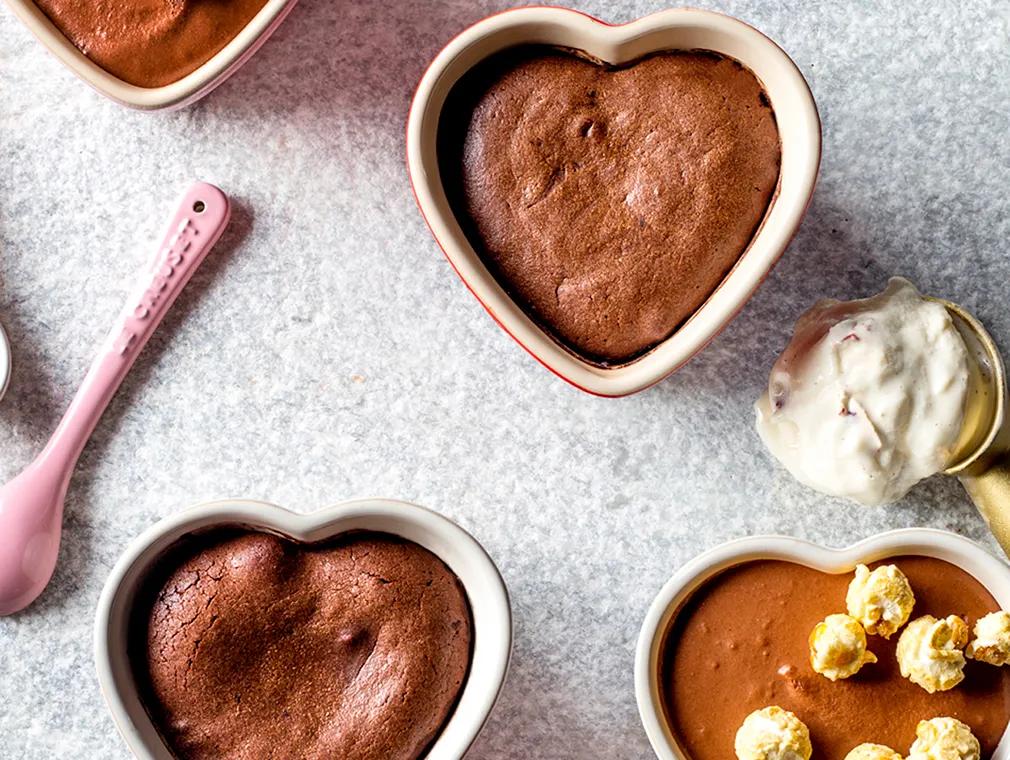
[1,1,1008,758]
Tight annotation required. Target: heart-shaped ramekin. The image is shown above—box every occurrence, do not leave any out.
[95,498,512,759]
[2,0,298,110]
[634,529,1010,759]
[407,7,821,397]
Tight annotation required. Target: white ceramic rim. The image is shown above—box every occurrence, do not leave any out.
[407,6,821,397]
[0,321,10,403]
[94,498,513,759]
[633,528,1010,759]
[2,0,298,110]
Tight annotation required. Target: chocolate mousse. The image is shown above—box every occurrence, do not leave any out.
[661,557,1010,759]
[132,531,472,760]
[33,0,269,88]
[438,46,781,365]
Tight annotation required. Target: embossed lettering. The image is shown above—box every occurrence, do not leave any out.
[130,215,195,326]
[113,328,137,355]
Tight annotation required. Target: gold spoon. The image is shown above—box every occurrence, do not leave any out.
[934,298,1010,554]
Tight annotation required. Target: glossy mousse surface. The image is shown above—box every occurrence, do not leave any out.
[661,556,1010,759]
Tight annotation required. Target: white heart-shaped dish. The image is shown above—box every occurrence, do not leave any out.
[2,0,298,109]
[634,529,1010,759]
[95,498,512,759]
[407,7,821,396]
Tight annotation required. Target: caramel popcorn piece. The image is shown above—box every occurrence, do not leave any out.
[908,717,980,760]
[965,610,1010,666]
[844,744,904,760]
[809,613,877,681]
[846,563,915,638]
[896,615,968,693]
[734,706,812,760]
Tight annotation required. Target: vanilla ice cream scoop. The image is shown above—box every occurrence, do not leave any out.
[756,278,970,506]
[908,717,980,760]
[734,706,812,760]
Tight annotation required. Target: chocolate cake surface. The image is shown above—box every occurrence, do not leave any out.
[134,531,472,760]
[439,47,781,364]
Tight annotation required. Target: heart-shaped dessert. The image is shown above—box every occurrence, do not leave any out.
[4,0,298,108]
[96,499,511,760]
[408,8,820,395]
[136,531,470,759]
[437,47,780,365]
[635,531,1010,760]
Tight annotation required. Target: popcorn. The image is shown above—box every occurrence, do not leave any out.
[846,564,916,638]
[734,706,812,760]
[844,744,903,760]
[896,615,969,693]
[965,610,1010,666]
[908,717,980,760]
[809,613,877,680]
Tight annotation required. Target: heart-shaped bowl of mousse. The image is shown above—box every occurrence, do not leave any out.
[3,0,298,109]
[95,498,512,760]
[407,7,820,397]
[635,529,1010,760]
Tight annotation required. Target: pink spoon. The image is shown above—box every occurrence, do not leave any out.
[0,182,230,615]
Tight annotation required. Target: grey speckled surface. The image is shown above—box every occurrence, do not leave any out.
[1,1,1010,758]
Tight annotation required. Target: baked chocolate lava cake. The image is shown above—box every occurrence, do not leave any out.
[132,531,472,760]
[438,46,781,365]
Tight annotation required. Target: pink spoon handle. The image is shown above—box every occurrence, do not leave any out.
[36,183,230,477]
[0,184,230,616]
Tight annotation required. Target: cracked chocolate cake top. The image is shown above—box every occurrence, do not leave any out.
[438,46,781,365]
[133,531,472,760]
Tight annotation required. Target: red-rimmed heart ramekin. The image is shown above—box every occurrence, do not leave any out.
[407,7,821,396]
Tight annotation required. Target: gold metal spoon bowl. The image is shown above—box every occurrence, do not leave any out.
[936,299,1010,555]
